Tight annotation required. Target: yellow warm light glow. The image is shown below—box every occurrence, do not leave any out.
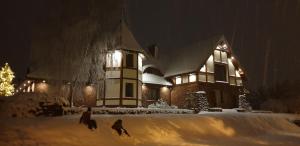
[0,63,15,96]
[84,85,95,96]
[216,45,221,49]
[222,44,227,49]
[231,56,234,60]
[36,82,48,93]
[189,74,196,82]
[23,84,26,86]
[175,76,182,85]
[27,81,31,84]
[208,118,236,136]
[161,86,168,92]
[42,80,46,83]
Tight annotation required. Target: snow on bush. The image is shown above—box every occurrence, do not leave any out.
[63,107,192,115]
[147,98,177,109]
[238,94,251,111]
[0,93,68,117]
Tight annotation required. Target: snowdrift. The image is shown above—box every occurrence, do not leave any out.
[0,113,300,146]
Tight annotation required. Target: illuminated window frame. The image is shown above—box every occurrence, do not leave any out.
[189,73,197,82]
[175,76,182,85]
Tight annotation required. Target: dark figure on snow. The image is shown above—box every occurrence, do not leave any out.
[79,107,97,130]
[111,119,130,136]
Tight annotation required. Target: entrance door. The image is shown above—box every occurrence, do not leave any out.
[214,89,222,107]
[208,91,217,107]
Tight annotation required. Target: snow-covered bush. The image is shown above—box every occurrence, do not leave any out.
[148,98,176,109]
[185,91,209,112]
[238,94,251,111]
[0,93,68,117]
[63,107,193,115]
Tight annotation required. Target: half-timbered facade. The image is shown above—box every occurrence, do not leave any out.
[142,35,247,108]
[18,19,246,108]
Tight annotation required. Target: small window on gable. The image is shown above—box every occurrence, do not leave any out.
[175,76,182,85]
[126,53,134,68]
[214,50,221,62]
[125,83,134,97]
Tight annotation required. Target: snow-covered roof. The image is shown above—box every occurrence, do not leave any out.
[142,73,172,86]
[161,35,224,77]
[112,20,145,53]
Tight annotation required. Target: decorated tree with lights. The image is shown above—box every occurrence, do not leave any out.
[0,63,15,96]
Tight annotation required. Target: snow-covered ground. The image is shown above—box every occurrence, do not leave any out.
[0,112,300,146]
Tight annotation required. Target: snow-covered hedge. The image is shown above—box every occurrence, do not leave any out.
[0,93,67,117]
[147,98,178,109]
[63,107,193,115]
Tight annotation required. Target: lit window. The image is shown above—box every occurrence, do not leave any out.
[214,50,221,62]
[206,55,214,73]
[189,74,196,82]
[138,53,143,71]
[200,65,206,72]
[106,50,122,67]
[235,70,241,77]
[175,76,182,85]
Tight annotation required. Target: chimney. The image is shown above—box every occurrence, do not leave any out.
[148,44,159,59]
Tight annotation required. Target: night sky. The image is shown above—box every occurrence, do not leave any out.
[1,0,300,89]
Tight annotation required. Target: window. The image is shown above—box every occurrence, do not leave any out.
[200,65,206,72]
[215,64,227,82]
[182,75,188,83]
[206,55,214,73]
[221,51,227,63]
[214,50,221,62]
[138,53,143,71]
[175,76,182,84]
[198,73,206,82]
[106,50,122,67]
[125,83,134,97]
[126,53,134,68]
[189,74,196,82]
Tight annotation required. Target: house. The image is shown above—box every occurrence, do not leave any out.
[142,35,247,108]
[16,20,247,109]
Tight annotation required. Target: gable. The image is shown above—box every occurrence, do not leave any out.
[164,35,246,86]
[113,21,143,52]
[195,38,245,85]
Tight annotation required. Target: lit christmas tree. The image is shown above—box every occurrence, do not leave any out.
[0,63,15,96]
